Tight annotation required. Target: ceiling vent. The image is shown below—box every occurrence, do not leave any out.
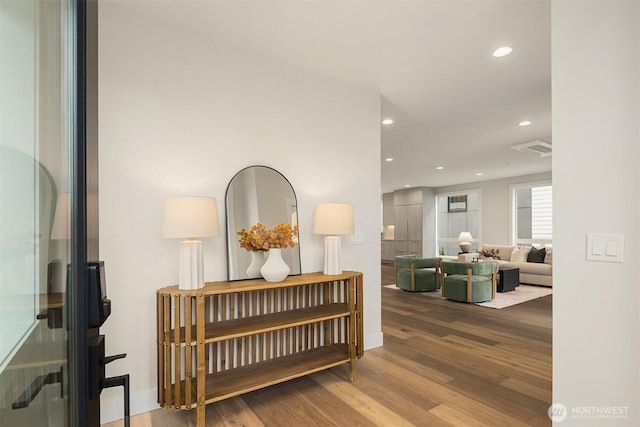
[509,140,552,157]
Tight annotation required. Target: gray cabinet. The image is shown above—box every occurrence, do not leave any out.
[393,204,422,256]
[393,189,424,258]
[381,240,395,262]
[382,187,436,260]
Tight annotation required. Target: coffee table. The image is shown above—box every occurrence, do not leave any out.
[497,267,519,293]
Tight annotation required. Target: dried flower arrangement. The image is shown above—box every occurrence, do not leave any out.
[237,222,298,251]
[480,248,500,259]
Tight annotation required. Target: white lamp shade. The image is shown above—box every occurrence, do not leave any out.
[162,197,220,238]
[313,203,354,235]
[458,231,473,243]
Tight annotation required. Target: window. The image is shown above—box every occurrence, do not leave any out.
[512,183,552,246]
[436,190,480,256]
[448,195,467,212]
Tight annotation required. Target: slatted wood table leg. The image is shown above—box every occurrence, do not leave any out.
[356,274,364,358]
[184,294,192,408]
[196,293,205,426]
[205,295,211,380]
[348,277,356,381]
[323,282,331,346]
[156,292,164,405]
[163,295,171,407]
[173,294,181,408]
[212,295,218,373]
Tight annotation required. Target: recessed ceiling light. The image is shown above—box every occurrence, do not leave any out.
[385,158,394,162]
[518,121,532,127]
[493,46,512,58]
[382,119,394,125]
[436,166,444,170]
[404,184,411,187]
[475,172,483,176]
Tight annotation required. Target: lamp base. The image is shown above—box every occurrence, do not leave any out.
[459,242,472,253]
[323,235,342,275]
[179,239,204,290]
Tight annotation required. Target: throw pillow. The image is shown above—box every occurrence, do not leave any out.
[510,246,531,262]
[527,247,546,263]
[544,247,553,265]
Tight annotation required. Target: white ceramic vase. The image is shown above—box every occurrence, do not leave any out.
[260,248,290,282]
[246,251,266,278]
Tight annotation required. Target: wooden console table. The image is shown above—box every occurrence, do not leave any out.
[156,271,363,426]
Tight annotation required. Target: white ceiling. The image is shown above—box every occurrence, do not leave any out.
[111,0,551,192]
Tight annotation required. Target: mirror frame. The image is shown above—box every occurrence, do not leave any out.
[225,165,301,281]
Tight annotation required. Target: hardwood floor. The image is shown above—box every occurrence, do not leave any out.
[104,264,551,426]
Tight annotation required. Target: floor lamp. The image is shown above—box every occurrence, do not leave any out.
[313,203,354,275]
[162,196,220,290]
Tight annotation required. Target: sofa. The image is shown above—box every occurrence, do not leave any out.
[469,244,553,287]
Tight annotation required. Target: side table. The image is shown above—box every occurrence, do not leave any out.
[497,267,520,293]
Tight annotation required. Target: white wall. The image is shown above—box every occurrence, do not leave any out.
[553,2,639,425]
[98,4,382,422]
[436,172,552,246]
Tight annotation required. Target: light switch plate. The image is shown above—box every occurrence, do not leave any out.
[350,232,364,245]
[587,233,623,263]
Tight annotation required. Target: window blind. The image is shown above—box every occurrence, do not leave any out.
[531,185,552,240]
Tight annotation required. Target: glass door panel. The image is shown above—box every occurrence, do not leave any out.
[0,0,71,425]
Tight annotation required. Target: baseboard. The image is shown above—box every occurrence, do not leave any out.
[100,387,158,424]
[365,331,383,350]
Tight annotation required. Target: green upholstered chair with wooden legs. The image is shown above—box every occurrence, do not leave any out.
[395,255,442,292]
[441,261,498,303]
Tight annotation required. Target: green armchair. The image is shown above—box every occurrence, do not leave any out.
[395,255,442,292]
[441,261,498,303]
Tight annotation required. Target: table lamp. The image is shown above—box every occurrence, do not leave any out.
[162,196,220,290]
[313,203,354,275]
[458,231,473,253]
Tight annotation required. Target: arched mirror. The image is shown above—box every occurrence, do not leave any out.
[225,166,301,281]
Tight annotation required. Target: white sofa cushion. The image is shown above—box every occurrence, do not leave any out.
[544,247,553,265]
[510,246,531,262]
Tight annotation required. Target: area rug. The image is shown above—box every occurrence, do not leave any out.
[383,284,552,309]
